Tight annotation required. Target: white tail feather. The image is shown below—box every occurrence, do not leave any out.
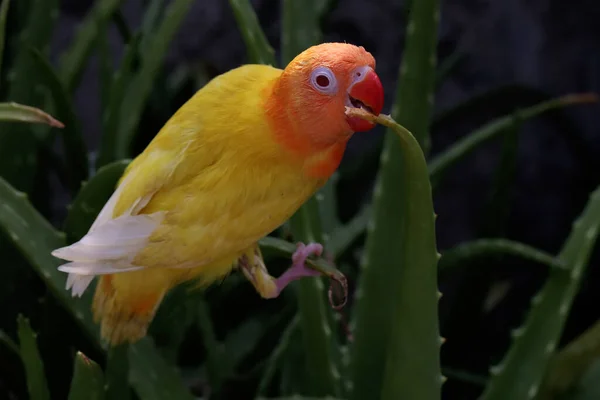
[65,274,95,297]
[51,213,164,262]
[53,169,162,297]
[58,261,144,275]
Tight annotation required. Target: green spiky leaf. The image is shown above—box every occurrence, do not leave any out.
[346,108,442,400]
[0,0,11,82]
[0,177,99,344]
[228,0,276,65]
[348,0,441,396]
[129,338,195,400]
[17,315,50,400]
[439,239,566,272]
[115,0,195,159]
[480,184,600,400]
[68,352,105,400]
[0,102,64,127]
[29,47,89,193]
[59,0,125,93]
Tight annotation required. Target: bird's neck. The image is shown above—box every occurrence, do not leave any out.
[263,76,349,180]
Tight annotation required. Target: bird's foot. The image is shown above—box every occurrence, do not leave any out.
[272,242,324,297]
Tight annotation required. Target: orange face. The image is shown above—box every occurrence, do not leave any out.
[269,43,385,147]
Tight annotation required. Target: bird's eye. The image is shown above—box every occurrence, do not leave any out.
[310,66,338,95]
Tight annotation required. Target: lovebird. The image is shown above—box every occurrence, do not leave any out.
[51,42,384,345]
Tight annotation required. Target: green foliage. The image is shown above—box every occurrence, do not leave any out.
[29,48,89,193]
[128,338,196,400]
[0,102,64,126]
[439,239,566,272]
[428,93,598,186]
[346,110,442,400]
[556,360,600,400]
[115,0,195,159]
[0,0,58,190]
[0,1,598,400]
[17,315,50,400]
[105,345,132,400]
[96,35,140,168]
[68,352,105,400]
[481,186,600,400]
[0,0,10,83]
[0,176,98,343]
[539,318,600,399]
[58,0,125,93]
[228,0,276,65]
[348,0,441,398]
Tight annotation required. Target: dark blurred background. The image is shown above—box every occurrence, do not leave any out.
[4,0,600,399]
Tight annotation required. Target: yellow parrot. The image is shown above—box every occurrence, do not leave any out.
[51,42,384,345]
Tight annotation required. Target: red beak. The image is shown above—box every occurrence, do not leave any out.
[346,67,384,132]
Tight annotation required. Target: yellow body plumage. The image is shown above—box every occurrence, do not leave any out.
[93,65,326,342]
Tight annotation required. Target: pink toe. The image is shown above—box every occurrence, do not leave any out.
[305,243,323,257]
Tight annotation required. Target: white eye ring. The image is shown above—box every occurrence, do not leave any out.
[309,66,338,95]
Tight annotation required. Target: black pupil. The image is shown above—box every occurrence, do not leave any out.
[316,74,330,87]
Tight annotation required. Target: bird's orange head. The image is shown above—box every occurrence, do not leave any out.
[265,42,384,175]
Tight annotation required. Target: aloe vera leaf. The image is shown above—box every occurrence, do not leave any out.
[0,177,100,344]
[112,9,132,43]
[0,102,64,127]
[439,239,566,272]
[67,351,105,400]
[58,0,125,93]
[29,48,89,193]
[557,360,600,400]
[315,0,336,20]
[279,322,309,394]
[317,172,340,240]
[98,27,112,120]
[17,314,50,400]
[442,367,488,387]
[115,0,194,159]
[228,0,276,65]
[281,0,341,395]
[105,344,132,400]
[63,159,129,242]
[428,93,598,186]
[538,319,600,399]
[281,0,321,66]
[0,329,18,355]
[480,185,600,400]
[196,296,228,389]
[0,0,58,190]
[139,0,166,53]
[0,0,10,83]
[129,337,195,400]
[255,397,343,400]
[435,49,465,88]
[256,315,301,396]
[390,0,439,155]
[327,204,372,258]
[96,35,140,168]
[348,0,440,396]
[346,108,442,400]
[479,123,519,237]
